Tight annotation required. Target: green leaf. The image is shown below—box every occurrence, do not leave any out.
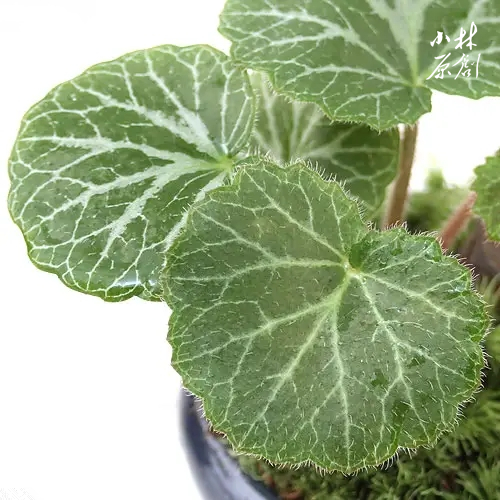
[8,45,255,301]
[249,74,399,214]
[163,160,487,473]
[219,0,500,130]
[472,156,500,241]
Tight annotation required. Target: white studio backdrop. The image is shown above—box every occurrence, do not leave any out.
[1,2,500,500]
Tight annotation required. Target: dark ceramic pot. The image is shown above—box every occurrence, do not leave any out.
[180,390,277,500]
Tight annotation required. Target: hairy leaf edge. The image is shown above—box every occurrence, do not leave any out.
[163,162,490,473]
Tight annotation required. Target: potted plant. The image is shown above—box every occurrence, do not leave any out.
[7,0,500,498]
[178,167,500,499]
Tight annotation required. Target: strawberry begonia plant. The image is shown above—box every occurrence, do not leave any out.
[8,0,500,478]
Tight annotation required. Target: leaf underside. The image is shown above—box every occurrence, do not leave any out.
[472,155,500,241]
[219,0,500,130]
[163,160,487,473]
[249,74,399,215]
[8,44,255,301]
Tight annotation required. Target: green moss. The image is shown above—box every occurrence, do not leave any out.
[405,169,467,234]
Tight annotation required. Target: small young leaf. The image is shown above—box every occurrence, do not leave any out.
[219,0,500,130]
[249,74,399,215]
[163,159,487,473]
[8,45,255,301]
[472,156,500,241]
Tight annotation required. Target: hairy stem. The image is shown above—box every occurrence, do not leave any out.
[383,123,419,228]
[438,192,477,252]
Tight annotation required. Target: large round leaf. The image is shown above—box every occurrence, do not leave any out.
[219,0,500,130]
[163,160,487,473]
[8,45,256,300]
[249,74,399,215]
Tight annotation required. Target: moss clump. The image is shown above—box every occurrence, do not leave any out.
[405,169,467,234]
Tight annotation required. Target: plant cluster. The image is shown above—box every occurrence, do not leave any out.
[8,0,500,490]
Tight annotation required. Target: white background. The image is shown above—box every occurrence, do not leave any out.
[1,2,500,499]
